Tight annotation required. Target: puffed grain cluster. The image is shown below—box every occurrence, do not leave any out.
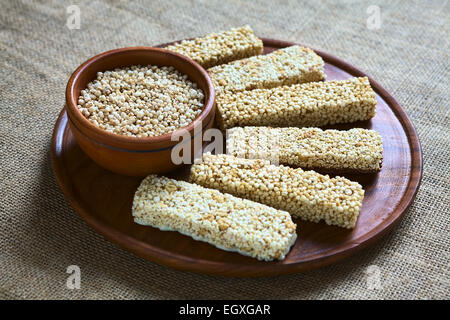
[208,45,325,95]
[215,77,376,130]
[77,65,204,137]
[227,127,383,173]
[132,175,297,261]
[190,154,365,229]
[166,26,263,69]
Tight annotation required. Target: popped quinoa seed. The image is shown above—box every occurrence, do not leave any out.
[77,65,204,137]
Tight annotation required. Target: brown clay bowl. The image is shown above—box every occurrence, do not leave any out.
[65,47,215,176]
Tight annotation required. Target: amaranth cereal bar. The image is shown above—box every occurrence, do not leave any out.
[227,126,383,173]
[166,26,263,69]
[132,175,297,261]
[215,77,376,130]
[190,154,365,229]
[208,45,325,94]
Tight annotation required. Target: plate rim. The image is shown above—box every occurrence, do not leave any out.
[51,38,423,277]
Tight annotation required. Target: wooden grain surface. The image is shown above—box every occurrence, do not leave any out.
[51,39,423,277]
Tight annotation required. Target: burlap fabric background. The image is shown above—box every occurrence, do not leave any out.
[0,0,448,300]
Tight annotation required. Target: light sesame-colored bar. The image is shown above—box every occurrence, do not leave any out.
[190,154,365,229]
[166,26,263,69]
[227,127,383,173]
[132,175,297,261]
[215,77,377,130]
[208,45,325,94]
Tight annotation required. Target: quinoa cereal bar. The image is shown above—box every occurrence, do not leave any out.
[132,175,297,261]
[208,45,325,94]
[166,26,263,69]
[215,77,377,130]
[77,65,204,137]
[190,154,365,229]
[227,127,383,173]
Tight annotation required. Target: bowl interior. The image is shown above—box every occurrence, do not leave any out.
[66,47,214,145]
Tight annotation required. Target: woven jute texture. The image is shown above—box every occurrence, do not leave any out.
[0,0,449,300]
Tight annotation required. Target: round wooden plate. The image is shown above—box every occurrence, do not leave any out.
[52,39,422,277]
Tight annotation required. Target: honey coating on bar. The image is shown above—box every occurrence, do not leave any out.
[190,154,365,229]
[227,126,383,173]
[133,175,297,261]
